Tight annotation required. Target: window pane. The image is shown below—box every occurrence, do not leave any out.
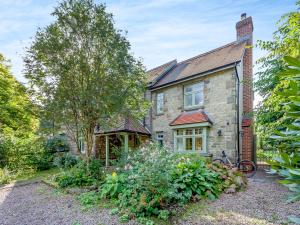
[193,83,202,91]
[186,129,193,135]
[176,138,183,151]
[195,92,202,105]
[195,137,202,151]
[195,128,202,135]
[157,93,164,113]
[185,137,193,151]
[177,129,183,135]
[185,86,192,93]
[185,94,192,106]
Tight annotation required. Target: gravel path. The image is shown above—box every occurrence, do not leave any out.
[177,171,300,225]
[0,171,299,225]
[0,181,137,225]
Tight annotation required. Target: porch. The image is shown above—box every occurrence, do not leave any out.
[93,116,151,166]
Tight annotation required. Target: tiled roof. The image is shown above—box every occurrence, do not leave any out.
[146,60,177,83]
[95,116,150,135]
[170,110,212,126]
[148,41,246,88]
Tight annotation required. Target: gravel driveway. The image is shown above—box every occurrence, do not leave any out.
[177,171,300,225]
[0,181,137,225]
[0,171,299,225]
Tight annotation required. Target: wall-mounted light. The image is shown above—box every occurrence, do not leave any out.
[217,129,222,136]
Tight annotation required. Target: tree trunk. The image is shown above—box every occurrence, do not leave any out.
[85,124,95,159]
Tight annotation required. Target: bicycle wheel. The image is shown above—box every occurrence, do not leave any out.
[238,160,256,178]
[212,159,225,165]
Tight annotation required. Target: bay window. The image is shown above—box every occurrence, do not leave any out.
[174,128,207,152]
[184,82,204,109]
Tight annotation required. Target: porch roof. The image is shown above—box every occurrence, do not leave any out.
[170,110,212,126]
[95,116,151,135]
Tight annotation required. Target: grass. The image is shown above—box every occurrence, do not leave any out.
[15,167,61,182]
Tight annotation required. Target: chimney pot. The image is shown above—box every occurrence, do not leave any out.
[241,13,247,20]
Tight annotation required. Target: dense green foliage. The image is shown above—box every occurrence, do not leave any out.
[0,54,38,137]
[255,1,300,148]
[267,54,300,223]
[99,144,246,221]
[24,0,149,156]
[0,53,55,183]
[54,158,104,188]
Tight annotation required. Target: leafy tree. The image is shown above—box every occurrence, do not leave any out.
[24,0,148,157]
[0,54,38,137]
[255,2,300,148]
[268,54,300,224]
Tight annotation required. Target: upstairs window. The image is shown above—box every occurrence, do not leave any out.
[156,92,164,114]
[184,82,204,109]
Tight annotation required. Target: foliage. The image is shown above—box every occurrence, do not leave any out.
[267,54,300,223]
[53,153,79,168]
[100,144,246,221]
[170,156,222,203]
[0,167,13,185]
[208,163,247,193]
[77,191,101,210]
[45,135,70,153]
[255,1,300,147]
[0,53,38,138]
[24,0,149,156]
[54,159,105,188]
[0,135,54,172]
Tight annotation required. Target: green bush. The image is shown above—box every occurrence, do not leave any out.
[45,135,70,153]
[54,159,105,188]
[0,167,13,185]
[53,153,79,168]
[171,156,223,203]
[0,135,54,173]
[100,144,247,221]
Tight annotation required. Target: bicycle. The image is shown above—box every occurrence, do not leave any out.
[213,150,257,178]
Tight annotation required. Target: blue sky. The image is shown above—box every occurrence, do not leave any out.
[0,0,296,104]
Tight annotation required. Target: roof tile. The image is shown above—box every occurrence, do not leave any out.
[170,111,211,126]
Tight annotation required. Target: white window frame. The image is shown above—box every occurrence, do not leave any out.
[156,92,164,114]
[184,82,204,109]
[174,127,207,153]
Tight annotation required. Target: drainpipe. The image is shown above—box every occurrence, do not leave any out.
[234,63,241,161]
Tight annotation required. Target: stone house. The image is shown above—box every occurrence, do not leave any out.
[69,13,254,165]
[144,13,254,161]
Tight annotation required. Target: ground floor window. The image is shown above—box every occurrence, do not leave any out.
[174,127,207,152]
[156,131,164,147]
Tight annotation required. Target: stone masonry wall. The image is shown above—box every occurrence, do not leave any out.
[151,68,238,159]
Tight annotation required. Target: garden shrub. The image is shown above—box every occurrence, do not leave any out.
[171,156,223,203]
[208,163,247,193]
[54,159,105,188]
[53,153,79,168]
[0,167,14,185]
[100,144,247,221]
[45,135,70,153]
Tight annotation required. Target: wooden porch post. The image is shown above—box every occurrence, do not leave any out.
[105,135,109,167]
[124,133,129,157]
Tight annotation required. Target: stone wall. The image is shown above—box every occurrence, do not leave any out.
[151,68,238,160]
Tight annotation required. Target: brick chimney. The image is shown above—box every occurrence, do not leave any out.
[236,13,254,161]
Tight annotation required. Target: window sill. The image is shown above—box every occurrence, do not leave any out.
[155,113,164,116]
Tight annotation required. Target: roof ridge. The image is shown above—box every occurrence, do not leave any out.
[147,59,177,73]
[178,41,238,65]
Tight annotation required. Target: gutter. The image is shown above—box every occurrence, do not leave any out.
[234,63,241,161]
